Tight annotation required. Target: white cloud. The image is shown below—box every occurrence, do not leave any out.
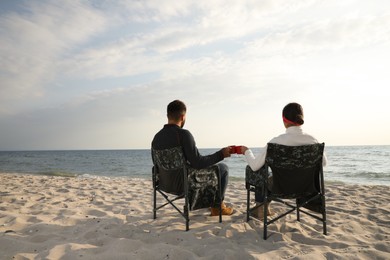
[0,1,108,109]
[1,0,390,149]
[107,0,195,23]
[243,12,390,57]
[32,0,325,93]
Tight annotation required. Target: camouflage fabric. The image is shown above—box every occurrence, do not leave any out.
[152,146,186,171]
[152,147,220,210]
[266,143,324,198]
[188,165,220,210]
[266,143,324,170]
[245,143,325,200]
[245,165,267,187]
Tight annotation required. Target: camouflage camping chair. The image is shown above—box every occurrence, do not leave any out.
[246,143,327,239]
[152,146,222,231]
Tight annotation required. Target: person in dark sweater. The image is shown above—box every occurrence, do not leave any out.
[152,100,234,216]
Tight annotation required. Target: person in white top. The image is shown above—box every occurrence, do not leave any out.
[239,102,327,219]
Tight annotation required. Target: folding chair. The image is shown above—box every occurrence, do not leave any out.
[246,143,327,239]
[152,146,222,231]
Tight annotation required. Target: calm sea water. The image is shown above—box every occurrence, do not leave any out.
[0,146,389,186]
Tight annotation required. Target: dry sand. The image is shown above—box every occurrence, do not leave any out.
[0,173,389,259]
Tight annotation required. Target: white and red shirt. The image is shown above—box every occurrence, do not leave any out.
[244,126,328,171]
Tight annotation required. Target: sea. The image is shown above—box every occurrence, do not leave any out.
[0,146,389,186]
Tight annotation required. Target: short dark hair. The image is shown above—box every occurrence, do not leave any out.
[283,102,304,125]
[167,100,186,121]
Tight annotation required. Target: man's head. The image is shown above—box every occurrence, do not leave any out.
[282,102,304,127]
[167,100,187,128]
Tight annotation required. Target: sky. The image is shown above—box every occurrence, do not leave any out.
[0,0,389,150]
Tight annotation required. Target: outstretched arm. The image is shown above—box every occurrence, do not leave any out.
[241,145,267,171]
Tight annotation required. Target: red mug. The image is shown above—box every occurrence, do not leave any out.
[230,145,243,154]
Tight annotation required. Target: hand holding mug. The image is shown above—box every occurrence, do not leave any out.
[222,147,232,158]
[240,146,249,155]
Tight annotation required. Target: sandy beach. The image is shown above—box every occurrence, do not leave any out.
[0,173,389,259]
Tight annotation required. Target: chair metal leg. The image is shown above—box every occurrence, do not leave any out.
[219,201,222,223]
[323,217,327,235]
[263,201,268,240]
[153,187,157,219]
[184,184,190,231]
[217,183,222,223]
[297,205,300,221]
[322,195,327,235]
[246,185,250,222]
[218,169,222,223]
[184,204,189,231]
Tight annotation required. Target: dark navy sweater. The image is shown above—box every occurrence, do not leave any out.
[151,124,224,169]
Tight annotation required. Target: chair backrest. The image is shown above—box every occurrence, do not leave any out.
[265,143,325,198]
[152,146,187,195]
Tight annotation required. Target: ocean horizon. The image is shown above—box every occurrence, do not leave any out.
[0,145,389,186]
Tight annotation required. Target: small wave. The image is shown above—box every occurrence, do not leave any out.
[230,176,245,182]
[37,171,78,178]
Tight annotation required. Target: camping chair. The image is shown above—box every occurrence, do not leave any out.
[246,143,327,239]
[152,146,222,231]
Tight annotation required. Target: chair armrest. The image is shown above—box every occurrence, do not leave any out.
[188,165,219,187]
[187,165,220,210]
[245,165,267,186]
